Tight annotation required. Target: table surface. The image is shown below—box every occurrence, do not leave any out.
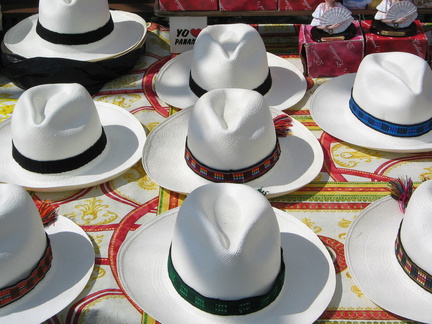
[0,22,427,324]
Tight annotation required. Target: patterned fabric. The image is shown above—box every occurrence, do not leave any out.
[185,138,281,183]
[395,225,432,293]
[2,22,432,324]
[167,246,285,315]
[349,95,432,137]
[0,235,52,308]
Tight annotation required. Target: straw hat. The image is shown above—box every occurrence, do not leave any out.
[3,0,147,62]
[345,179,432,323]
[143,88,323,198]
[0,183,94,323]
[310,52,432,152]
[155,23,307,110]
[0,83,146,192]
[118,182,336,324]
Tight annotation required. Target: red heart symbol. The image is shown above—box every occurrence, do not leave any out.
[191,29,202,37]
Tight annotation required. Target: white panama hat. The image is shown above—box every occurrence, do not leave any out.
[3,0,147,62]
[155,23,307,110]
[118,182,336,324]
[345,179,432,323]
[0,83,146,192]
[0,183,94,324]
[310,51,432,152]
[143,88,323,198]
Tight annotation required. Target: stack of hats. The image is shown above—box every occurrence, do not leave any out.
[1,0,147,94]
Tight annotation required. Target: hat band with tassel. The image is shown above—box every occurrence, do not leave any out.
[184,115,291,183]
[167,246,285,316]
[36,16,114,45]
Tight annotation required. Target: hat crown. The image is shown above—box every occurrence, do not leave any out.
[352,52,432,125]
[187,88,277,170]
[400,180,432,275]
[11,83,103,162]
[38,0,111,34]
[0,184,47,288]
[171,183,281,300]
[190,24,269,91]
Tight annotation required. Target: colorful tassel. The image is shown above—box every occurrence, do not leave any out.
[33,196,59,227]
[273,114,293,137]
[388,177,414,213]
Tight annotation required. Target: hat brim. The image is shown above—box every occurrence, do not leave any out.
[117,207,335,324]
[0,102,146,192]
[142,108,323,199]
[3,11,147,62]
[310,74,432,153]
[155,51,307,110]
[345,196,432,323]
[0,216,94,323]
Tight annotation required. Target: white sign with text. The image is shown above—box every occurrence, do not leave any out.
[169,16,207,53]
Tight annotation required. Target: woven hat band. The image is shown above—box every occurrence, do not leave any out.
[12,128,107,174]
[36,15,114,45]
[0,235,52,308]
[349,94,432,137]
[395,225,432,293]
[189,70,273,98]
[185,138,281,183]
[168,246,285,316]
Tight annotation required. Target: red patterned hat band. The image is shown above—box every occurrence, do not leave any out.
[0,235,53,308]
[184,114,292,183]
[395,225,432,294]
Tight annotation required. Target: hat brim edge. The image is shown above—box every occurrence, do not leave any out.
[142,107,323,199]
[345,196,432,323]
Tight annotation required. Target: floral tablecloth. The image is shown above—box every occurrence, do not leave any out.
[0,22,428,324]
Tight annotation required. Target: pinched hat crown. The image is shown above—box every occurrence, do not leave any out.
[11,83,106,173]
[170,183,282,301]
[190,24,270,95]
[186,88,277,171]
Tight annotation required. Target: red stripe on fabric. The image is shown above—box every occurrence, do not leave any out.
[101,182,141,208]
[142,55,173,118]
[109,198,159,312]
[320,309,407,320]
[66,289,126,324]
[271,202,370,211]
[95,258,110,265]
[320,132,348,182]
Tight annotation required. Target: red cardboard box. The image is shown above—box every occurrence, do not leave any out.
[219,0,277,11]
[298,21,365,78]
[361,20,428,59]
[157,0,218,11]
[279,0,321,11]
